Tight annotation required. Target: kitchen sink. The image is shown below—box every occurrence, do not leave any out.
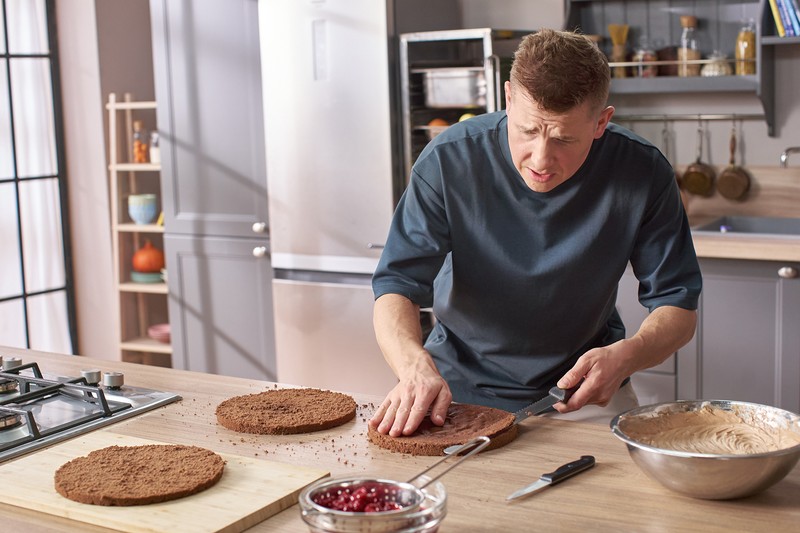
[692,215,800,236]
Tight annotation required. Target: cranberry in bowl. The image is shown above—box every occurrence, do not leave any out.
[298,475,446,533]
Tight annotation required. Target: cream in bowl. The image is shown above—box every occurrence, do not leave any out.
[611,400,800,500]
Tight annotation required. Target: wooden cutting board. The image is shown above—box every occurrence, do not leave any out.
[0,432,328,532]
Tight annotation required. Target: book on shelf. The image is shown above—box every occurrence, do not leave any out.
[785,0,800,35]
[776,0,797,36]
[770,0,787,36]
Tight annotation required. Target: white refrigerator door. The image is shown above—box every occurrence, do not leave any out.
[272,279,398,396]
[260,0,395,274]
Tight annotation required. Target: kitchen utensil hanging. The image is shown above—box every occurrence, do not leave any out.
[716,122,751,201]
[682,121,715,197]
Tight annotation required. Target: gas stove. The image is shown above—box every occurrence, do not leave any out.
[0,355,181,463]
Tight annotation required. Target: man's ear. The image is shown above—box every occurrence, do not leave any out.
[504,80,512,110]
[594,106,615,138]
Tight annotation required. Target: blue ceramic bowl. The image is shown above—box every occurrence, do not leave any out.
[128,194,157,225]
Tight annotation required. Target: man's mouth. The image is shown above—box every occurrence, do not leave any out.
[528,168,555,183]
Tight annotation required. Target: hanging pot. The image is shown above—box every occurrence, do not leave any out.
[682,125,716,197]
[716,127,751,201]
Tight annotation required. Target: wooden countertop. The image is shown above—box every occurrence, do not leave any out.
[2,347,799,532]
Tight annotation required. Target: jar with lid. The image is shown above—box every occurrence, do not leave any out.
[149,131,161,164]
[678,15,701,77]
[632,37,658,78]
[701,51,733,77]
[735,19,756,75]
[132,120,149,163]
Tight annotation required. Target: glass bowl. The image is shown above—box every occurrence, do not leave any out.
[299,475,446,533]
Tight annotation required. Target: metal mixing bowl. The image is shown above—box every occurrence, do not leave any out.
[299,475,446,533]
[610,400,800,500]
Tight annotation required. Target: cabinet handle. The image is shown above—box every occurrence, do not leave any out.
[252,222,267,234]
[367,242,385,249]
[252,246,267,258]
[778,266,798,279]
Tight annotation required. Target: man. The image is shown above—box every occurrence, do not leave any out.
[369,29,701,438]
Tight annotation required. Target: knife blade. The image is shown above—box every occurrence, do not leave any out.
[505,455,596,501]
[512,381,582,424]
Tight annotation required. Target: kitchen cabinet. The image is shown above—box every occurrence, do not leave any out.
[164,235,276,380]
[680,258,800,413]
[149,0,276,379]
[105,93,171,367]
[618,258,800,413]
[617,265,679,405]
[564,0,778,135]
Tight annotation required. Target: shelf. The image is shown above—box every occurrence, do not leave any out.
[105,100,157,111]
[110,163,161,172]
[119,281,168,294]
[120,337,172,354]
[610,75,759,94]
[762,35,800,45]
[117,223,164,233]
[108,92,170,368]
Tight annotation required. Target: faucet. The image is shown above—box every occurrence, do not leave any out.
[780,146,800,168]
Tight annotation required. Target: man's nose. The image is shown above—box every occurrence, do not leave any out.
[529,140,554,170]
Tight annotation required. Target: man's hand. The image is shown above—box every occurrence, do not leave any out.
[554,306,696,413]
[369,367,452,437]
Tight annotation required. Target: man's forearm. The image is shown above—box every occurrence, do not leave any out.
[627,305,697,373]
[373,293,438,379]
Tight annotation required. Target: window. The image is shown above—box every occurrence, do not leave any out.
[0,0,75,353]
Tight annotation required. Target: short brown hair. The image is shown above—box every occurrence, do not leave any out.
[510,29,610,113]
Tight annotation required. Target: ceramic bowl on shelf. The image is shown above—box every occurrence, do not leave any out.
[128,194,157,225]
[130,271,162,283]
[147,323,170,344]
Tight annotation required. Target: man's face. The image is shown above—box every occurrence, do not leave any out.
[504,81,614,193]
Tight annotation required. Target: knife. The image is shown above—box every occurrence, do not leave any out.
[512,380,583,423]
[505,455,596,501]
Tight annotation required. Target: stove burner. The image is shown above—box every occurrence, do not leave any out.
[0,412,21,430]
[0,379,19,394]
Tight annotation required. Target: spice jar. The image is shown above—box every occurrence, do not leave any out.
[735,19,756,75]
[678,15,701,77]
[133,120,149,163]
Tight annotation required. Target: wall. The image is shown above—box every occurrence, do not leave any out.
[56,0,155,359]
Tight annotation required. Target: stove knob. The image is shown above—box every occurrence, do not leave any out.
[2,357,22,371]
[103,371,125,389]
[81,369,102,385]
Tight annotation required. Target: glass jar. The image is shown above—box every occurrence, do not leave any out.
[132,120,149,163]
[701,51,733,77]
[632,37,658,78]
[149,131,161,164]
[735,19,756,75]
[678,15,701,77]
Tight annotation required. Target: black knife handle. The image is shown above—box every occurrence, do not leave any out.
[541,455,596,485]
[548,378,584,403]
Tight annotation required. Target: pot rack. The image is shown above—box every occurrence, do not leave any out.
[613,113,764,124]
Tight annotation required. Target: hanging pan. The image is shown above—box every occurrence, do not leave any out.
[682,123,715,197]
[716,125,751,201]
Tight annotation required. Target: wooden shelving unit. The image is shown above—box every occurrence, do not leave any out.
[106,93,171,367]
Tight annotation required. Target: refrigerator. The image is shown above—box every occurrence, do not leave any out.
[258,0,464,395]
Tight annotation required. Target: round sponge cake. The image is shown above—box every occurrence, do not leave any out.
[54,444,225,506]
[368,403,517,456]
[216,388,357,435]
